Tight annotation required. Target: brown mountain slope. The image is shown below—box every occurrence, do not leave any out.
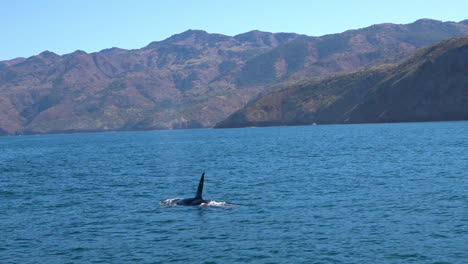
[215,37,468,128]
[1,19,468,135]
[0,30,300,135]
[236,19,468,86]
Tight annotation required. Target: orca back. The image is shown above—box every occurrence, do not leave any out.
[176,197,206,206]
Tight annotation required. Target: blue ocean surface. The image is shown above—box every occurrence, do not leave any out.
[1,122,467,263]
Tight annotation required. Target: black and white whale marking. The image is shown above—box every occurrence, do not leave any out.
[176,172,208,206]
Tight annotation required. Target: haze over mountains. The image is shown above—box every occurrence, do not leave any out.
[1,19,468,135]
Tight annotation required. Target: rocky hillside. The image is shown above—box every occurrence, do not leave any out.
[1,19,468,135]
[215,37,468,128]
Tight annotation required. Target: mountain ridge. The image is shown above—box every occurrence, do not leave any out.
[4,18,468,62]
[1,19,468,135]
[215,36,468,128]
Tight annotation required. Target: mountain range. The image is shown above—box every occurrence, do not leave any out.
[1,19,468,135]
[216,36,468,128]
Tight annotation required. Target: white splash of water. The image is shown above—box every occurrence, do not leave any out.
[159,198,231,207]
[203,200,231,207]
[159,198,182,206]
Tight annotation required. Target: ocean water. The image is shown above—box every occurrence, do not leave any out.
[1,122,467,264]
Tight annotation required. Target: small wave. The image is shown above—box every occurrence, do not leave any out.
[159,198,183,206]
[159,198,231,207]
[203,200,231,207]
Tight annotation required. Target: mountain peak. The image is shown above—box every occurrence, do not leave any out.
[234,30,271,40]
[100,47,126,54]
[234,30,299,46]
[39,50,59,59]
[163,29,210,42]
[178,29,209,36]
[234,30,279,48]
[413,18,443,24]
[70,50,88,55]
[145,29,231,49]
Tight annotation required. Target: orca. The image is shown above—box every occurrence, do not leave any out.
[176,172,208,206]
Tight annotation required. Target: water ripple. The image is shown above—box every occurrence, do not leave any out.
[1,122,468,263]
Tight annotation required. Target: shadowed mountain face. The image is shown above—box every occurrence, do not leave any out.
[215,37,468,128]
[1,19,468,135]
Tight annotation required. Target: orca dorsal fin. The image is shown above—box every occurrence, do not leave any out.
[195,172,205,198]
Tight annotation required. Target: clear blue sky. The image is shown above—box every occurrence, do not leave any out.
[2,0,467,61]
